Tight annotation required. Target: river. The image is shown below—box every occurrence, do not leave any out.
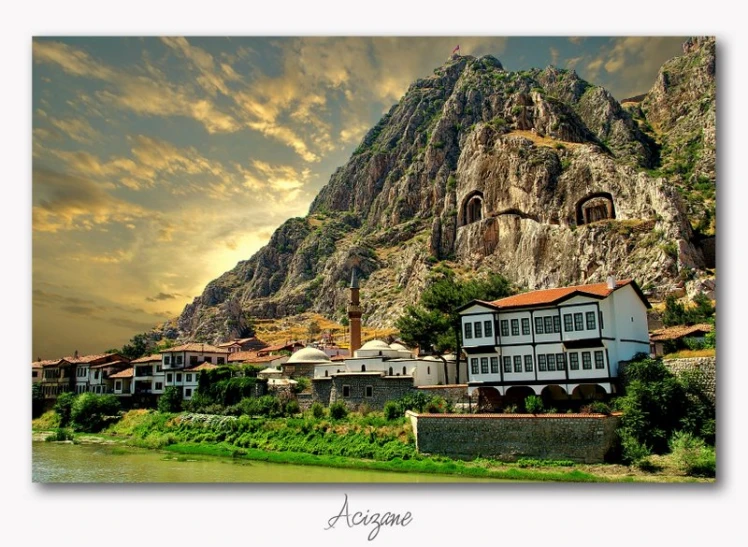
[32,441,499,483]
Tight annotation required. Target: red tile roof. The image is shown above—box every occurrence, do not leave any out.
[227,351,259,362]
[64,353,126,364]
[159,343,229,354]
[89,360,129,369]
[650,323,713,342]
[184,362,218,372]
[33,358,71,368]
[258,341,303,354]
[109,367,134,379]
[131,354,162,363]
[230,354,285,364]
[486,279,647,310]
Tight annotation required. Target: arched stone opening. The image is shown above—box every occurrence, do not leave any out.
[571,384,609,401]
[505,386,536,410]
[476,386,503,413]
[575,192,616,225]
[460,191,485,226]
[541,385,569,410]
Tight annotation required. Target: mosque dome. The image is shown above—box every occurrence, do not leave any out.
[287,347,331,364]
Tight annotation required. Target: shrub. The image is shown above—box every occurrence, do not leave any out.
[524,395,544,414]
[669,431,716,477]
[619,431,652,465]
[46,428,74,442]
[284,399,301,416]
[54,392,77,427]
[71,393,121,432]
[329,401,348,420]
[292,377,311,394]
[383,401,401,421]
[310,402,326,419]
[158,386,183,413]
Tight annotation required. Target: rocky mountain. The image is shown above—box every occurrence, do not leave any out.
[169,37,716,344]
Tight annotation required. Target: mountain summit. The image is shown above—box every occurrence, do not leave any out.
[168,39,716,344]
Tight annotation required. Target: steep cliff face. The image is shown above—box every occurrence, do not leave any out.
[171,40,716,344]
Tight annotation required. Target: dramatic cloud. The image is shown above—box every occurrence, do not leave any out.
[32,167,152,232]
[34,39,240,134]
[146,292,181,302]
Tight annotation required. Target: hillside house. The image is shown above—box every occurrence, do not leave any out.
[649,323,714,357]
[458,278,651,409]
[69,352,129,394]
[217,336,268,353]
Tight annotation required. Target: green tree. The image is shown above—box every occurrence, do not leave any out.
[396,267,512,383]
[120,333,150,360]
[662,293,715,326]
[54,391,76,427]
[158,386,183,413]
[70,393,121,432]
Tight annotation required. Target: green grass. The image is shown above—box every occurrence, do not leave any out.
[161,443,606,482]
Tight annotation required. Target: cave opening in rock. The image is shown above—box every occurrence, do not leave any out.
[575,192,616,225]
[461,191,484,226]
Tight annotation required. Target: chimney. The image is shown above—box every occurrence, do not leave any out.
[74,350,79,359]
[606,276,616,290]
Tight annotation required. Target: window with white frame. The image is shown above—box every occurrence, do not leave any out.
[586,311,597,331]
[474,322,483,338]
[480,357,489,374]
[547,354,556,371]
[464,323,473,339]
[574,313,584,331]
[553,316,561,333]
[569,353,579,370]
[500,320,509,337]
[342,385,351,397]
[471,358,479,375]
[521,318,531,335]
[534,317,544,334]
[484,320,493,338]
[524,355,533,372]
[564,314,573,332]
[538,355,547,371]
[513,355,522,373]
[556,353,566,370]
[511,319,519,336]
[365,386,374,398]
[543,316,553,334]
[582,351,592,370]
[490,357,499,374]
[594,350,605,369]
[503,356,512,373]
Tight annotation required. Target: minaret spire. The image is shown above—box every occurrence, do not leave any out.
[347,267,362,355]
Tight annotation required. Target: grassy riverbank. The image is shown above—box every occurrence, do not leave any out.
[33,408,713,483]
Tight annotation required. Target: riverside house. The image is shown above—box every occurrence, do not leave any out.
[160,343,229,400]
[458,277,651,408]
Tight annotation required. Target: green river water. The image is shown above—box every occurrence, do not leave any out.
[32,441,499,483]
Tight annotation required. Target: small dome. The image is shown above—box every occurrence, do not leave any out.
[360,340,390,351]
[287,347,331,364]
[389,343,410,351]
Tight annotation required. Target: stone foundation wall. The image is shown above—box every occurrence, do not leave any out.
[329,375,414,410]
[407,412,621,463]
[663,357,716,403]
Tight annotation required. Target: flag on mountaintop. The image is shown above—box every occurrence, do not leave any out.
[452,44,460,54]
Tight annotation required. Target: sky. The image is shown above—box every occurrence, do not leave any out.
[32,35,688,359]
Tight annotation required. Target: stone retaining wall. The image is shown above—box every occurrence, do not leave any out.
[415,385,468,405]
[663,357,716,403]
[407,411,621,463]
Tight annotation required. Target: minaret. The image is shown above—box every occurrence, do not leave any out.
[348,268,362,355]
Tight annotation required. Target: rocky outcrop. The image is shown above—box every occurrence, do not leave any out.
[166,39,716,343]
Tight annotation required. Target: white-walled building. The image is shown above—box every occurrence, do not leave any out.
[313,340,442,386]
[458,278,650,403]
[131,354,165,395]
